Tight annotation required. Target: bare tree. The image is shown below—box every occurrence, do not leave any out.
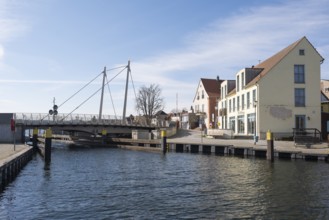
[135,84,164,125]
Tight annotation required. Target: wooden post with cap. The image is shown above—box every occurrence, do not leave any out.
[32,128,38,151]
[266,130,274,162]
[45,128,52,163]
[102,129,107,144]
[161,129,167,154]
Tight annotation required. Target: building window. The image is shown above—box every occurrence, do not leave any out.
[247,113,255,134]
[224,85,227,97]
[241,72,245,89]
[247,92,250,109]
[237,115,245,134]
[294,65,305,83]
[202,104,204,112]
[252,89,256,103]
[299,49,305,56]
[295,115,306,129]
[242,94,245,110]
[197,92,200,100]
[229,100,232,113]
[202,90,204,99]
[229,116,235,133]
[295,88,305,107]
[237,75,240,92]
[237,96,240,111]
[233,98,235,112]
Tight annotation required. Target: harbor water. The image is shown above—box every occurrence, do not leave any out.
[1,144,329,219]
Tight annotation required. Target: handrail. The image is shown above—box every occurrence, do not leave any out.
[14,112,154,128]
[292,128,322,145]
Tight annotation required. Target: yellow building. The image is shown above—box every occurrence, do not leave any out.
[218,37,324,139]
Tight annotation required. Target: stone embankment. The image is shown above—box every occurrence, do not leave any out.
[0,144,33,191]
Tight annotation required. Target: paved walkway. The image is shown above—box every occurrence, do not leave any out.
[168,129,329,155]
[0,144,30,165]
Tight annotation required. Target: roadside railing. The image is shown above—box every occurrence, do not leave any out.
[14,113,151,127]
[293,128,322,146]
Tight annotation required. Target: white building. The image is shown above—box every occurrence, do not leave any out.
[193,78,223,129]
[218,36,324,139]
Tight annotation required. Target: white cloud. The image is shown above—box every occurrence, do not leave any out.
[0,45,3,59]
[129,0,329,112]
[1,0,329,114]
[0,0,29,63]
[0,79,87,84]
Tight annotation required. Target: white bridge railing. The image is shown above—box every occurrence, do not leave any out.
[14,113,149,127]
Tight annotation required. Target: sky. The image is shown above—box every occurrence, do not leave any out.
[1,0,329,118]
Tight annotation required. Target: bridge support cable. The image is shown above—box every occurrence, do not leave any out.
[61,66,128,122]
[105,75,118,120]
[40,65,127,122]
[98,67,107,121]
[122,60,130,124]
[40,71,104,121]
[129,65,138,115]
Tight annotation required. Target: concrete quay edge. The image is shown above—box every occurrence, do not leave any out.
[0,144,32,167]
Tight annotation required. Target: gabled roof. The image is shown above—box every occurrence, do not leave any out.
[155,110,167,116]
[245,36,324,88]
[200,78,223,97]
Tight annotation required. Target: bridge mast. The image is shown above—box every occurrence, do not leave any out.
[122,60,130,124]
[99,66,106,121]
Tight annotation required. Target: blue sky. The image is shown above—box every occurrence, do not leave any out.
[1,0,329,117]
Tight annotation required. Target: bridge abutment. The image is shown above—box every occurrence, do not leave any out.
[0,113,25,144]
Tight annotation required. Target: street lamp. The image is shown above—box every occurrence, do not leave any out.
[253,100,258,144]
[49,97,58,121]
[215,106,218,129]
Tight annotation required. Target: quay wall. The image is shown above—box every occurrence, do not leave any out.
[112,139,329,162]
[0,147,34,192]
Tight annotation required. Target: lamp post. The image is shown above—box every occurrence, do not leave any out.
[253,100,258,144]
[49,97,58,121]
[215,106,218,129]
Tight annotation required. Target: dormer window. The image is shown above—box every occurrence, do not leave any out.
[299,49,305,56]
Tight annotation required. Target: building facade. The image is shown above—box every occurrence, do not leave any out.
[193,78,223,129]
[218,37,324,139]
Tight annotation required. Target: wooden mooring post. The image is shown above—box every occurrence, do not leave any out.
[266,130,274,162]
[161,130,167,154]
[32,128,38,150]
[45,128,52,163]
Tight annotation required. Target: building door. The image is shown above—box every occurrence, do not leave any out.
[295,115,306,129]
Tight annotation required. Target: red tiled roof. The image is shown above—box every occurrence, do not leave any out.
[246,36,323,87]
[201,78,223,97]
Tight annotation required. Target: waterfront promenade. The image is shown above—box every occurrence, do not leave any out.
[168,129,329,157]
[0,144,30,166]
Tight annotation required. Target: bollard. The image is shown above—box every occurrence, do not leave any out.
[32,128,38,150]
[45,128,52,163]
[266,130,274,162]
[102,129,107,144]
[161,130,167,154]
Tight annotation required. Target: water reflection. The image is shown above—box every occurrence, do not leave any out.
[0,146,328,219]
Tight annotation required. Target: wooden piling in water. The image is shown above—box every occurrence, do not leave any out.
[267,130,274,162]
[45,128,52,163]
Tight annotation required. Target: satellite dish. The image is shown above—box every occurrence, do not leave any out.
[53,105,58,111]
[49,109,54,115]
[54,110,58,116]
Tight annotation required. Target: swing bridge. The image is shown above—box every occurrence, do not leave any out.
[12,61,159,141]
